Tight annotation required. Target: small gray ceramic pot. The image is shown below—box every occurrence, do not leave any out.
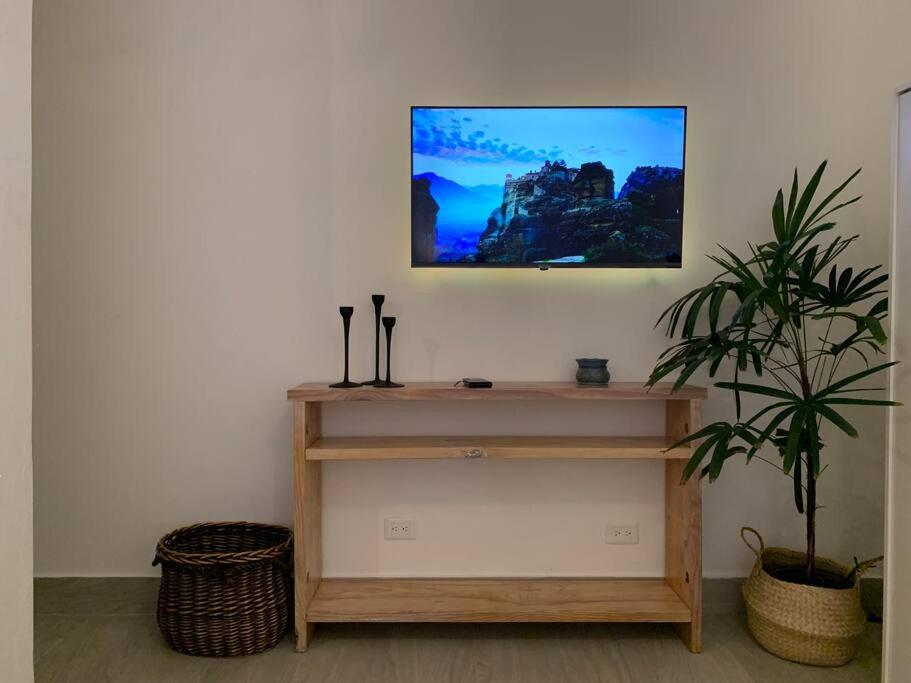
[576,358,610,385]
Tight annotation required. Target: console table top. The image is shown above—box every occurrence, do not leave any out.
[287,381,707,402]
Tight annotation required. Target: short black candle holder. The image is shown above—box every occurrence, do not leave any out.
[361,294,385,386]
[374,316,403,388]
[329,306,362,388]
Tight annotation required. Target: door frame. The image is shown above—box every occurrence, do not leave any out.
[885,81,911,683]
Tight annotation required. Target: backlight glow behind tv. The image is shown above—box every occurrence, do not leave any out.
[411,106,686,267]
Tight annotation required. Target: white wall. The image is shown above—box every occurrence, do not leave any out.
[885,88,911,683]
[0,0,33,679]
[33,0,911,579]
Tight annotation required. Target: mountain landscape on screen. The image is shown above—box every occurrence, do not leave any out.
[411,107,686,267]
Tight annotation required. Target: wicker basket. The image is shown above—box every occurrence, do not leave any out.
[740,527,880,667]
[153,522,293,657]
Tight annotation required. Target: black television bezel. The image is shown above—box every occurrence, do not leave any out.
[410,105,687,269]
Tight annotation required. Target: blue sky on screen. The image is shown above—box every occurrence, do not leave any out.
[412,107,685,187]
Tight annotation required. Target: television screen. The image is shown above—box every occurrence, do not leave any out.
[411,106,686,267]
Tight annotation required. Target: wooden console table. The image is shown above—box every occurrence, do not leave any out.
[286,381,706,652]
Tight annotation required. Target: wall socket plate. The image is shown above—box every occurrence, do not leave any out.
[605,524,639,545]
[384,518,416,540]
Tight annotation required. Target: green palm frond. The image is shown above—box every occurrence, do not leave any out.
[647,162,899,499]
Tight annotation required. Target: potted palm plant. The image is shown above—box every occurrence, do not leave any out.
[648,161,894,666]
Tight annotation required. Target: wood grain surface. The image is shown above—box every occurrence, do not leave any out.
[306,435,691,460]
[288,381,708,402]
[306,578,692,623]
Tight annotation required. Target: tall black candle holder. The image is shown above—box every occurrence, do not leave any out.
[374,316,403,388]
[361,294,385,386]
[329,306,362,388]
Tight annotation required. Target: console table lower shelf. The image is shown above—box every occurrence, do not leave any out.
[306,578,692,623]
[287,381,705,653]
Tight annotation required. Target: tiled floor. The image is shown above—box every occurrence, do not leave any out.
[34,578,882,682]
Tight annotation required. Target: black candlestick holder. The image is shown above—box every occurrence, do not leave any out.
[361,294,385,386]
[374,316,403,388]
[329,306,362,388]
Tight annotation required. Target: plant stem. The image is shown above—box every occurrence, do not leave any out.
[790,311,818,584]
[811,316,835,391]
[806,460,817,583]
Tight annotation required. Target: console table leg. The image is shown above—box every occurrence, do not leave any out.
[293,401,322,652]
[665,399,703,653]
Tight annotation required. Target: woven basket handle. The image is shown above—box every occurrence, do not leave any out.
[741,526,765,557]
[850,555,884,580]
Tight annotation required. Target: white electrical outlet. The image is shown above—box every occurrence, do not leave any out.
[384,518,416,540]
[605,524,639,545]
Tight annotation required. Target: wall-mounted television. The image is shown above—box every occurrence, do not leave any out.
[411,106,686,268]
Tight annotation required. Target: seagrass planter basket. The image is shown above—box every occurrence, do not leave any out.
[740,527,879,667]
[153,522,293,657]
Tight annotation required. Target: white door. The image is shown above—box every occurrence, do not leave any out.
[886,88,911,682]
